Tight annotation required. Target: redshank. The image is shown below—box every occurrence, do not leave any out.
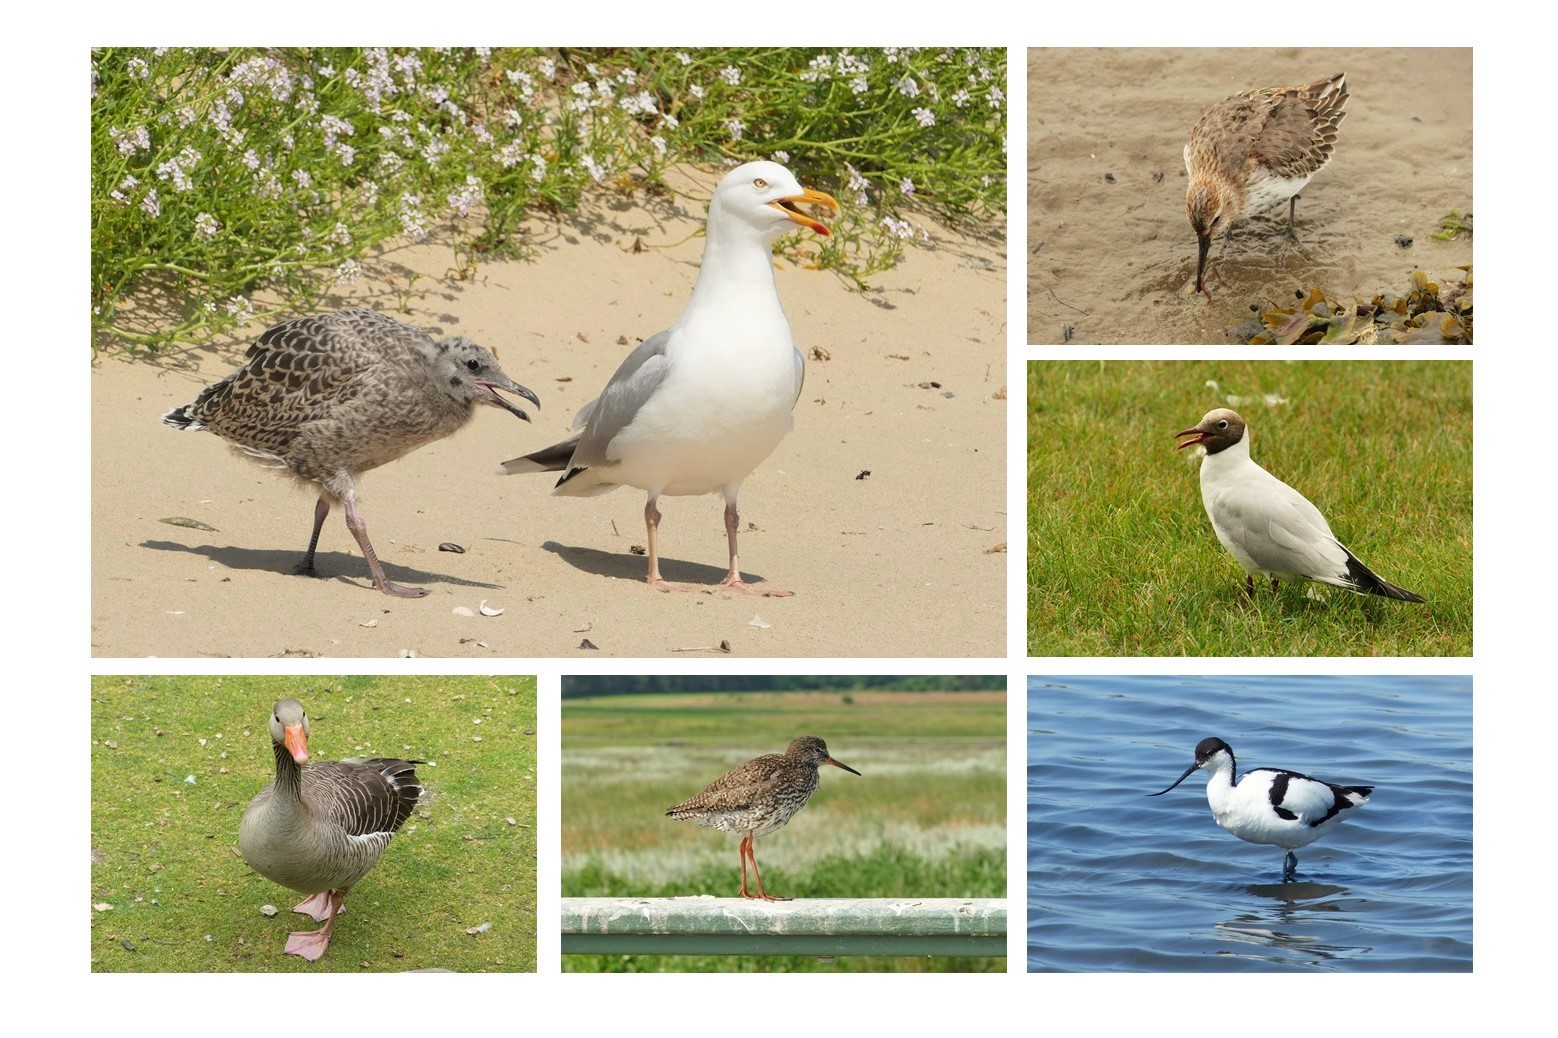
[164,308,539,597]
[1184,73,1348,298]
[666,736,860,901]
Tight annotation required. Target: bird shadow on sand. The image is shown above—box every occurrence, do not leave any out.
[538,540,782,592]
[141,539,508,592]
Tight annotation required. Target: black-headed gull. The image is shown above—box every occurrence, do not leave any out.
[1175,408,1424,601]
[499,161,837,596]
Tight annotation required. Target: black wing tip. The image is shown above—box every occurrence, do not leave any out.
[1344,553,1426,603]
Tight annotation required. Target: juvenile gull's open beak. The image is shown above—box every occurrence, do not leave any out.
[478,377,541,422]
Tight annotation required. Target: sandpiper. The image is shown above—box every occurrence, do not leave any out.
[1148,736,1372,881]
[1184,73,1348,298]
[666,736,860,901]
[163,308,539,598]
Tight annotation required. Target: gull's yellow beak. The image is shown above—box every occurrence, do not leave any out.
[771,186,839,236]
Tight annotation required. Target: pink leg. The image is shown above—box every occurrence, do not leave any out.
[284,889,344,961]
[643,496,703,593]
[291,890,337,922]
[342,494,428,598]
[719,498,792,597]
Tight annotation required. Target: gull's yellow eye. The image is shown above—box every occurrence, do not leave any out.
[753,177,767,189]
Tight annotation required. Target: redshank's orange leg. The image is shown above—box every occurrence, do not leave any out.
[745,836,790,902]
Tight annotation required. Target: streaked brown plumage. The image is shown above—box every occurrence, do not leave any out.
[1185,73,1348,297]
[163,308,539,597]
[237,699,422,960]
[666,736,859,901]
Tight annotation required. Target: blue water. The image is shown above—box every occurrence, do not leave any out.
[1027,674,1472,972]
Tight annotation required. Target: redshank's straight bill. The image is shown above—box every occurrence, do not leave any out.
[498,160,838,597]
[1175,408,1424,602]
[163,308,539,598]
[1148,736,1372,882]
[1184,73,1347,298]
[665,736,859,901]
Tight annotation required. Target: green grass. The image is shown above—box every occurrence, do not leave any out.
[91,674,537,972]
[562,689,1006,972]
[1028,360,1472,656]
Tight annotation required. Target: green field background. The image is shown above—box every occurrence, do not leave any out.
[1028,359,1472,656]
[562,685,1007,972]
[91,674,537,972]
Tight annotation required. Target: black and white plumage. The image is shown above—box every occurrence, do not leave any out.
[497,161,838,596]
[163,308,540,598]
[666,736,860,901]
[1148,736,1372,881]
[1175,408,1425,601]
[237,699,423,960]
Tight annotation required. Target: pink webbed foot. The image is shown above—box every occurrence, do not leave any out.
[283,926,334,961]
[291,891,336,922]
[719,576,793,598]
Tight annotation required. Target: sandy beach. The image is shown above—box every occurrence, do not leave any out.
[1027,48,1473,344]
[91,166,1006,659]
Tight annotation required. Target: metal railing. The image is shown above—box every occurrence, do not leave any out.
[561,897,1006,957]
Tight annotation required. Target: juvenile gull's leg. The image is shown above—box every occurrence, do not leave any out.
[342,494,428,598]
[295,495,332,577]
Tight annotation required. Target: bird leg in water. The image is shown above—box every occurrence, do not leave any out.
[343,495,429,598]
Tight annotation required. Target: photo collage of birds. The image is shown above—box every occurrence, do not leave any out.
[85,43,1480,1002]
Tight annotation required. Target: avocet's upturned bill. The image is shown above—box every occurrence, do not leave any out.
[1148,736,1372,881]
[1175,408,1425,602]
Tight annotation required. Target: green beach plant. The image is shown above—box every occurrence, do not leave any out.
[91,46,1006,350]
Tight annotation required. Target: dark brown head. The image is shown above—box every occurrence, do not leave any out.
[787,736,861,776]
[1175,408,1248,456]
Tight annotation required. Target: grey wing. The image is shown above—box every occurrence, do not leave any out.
[568,330,673,469]
[791,346,805,407]
[1213,479,1349,577]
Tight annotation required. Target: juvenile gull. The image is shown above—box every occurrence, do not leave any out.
[163,308,539,598]
[238,699,423,960]
[1185,73,1348,298]
[1175,408,1425,601]
[666,736,860,901]
[498,160,838,595]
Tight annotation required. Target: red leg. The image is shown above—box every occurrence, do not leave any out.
[744,836,790,902]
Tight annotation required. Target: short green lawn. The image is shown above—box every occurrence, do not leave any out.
[1028,360,1472,656]
[91,674,537,972]
[562,687,1007,972]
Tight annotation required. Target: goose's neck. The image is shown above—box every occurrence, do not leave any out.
[272,740,304,806]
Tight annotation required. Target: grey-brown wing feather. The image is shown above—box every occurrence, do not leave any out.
[182,310,430,455]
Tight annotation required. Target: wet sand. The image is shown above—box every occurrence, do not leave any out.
[92,165,1006,658]
[1027,47,1472,344]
